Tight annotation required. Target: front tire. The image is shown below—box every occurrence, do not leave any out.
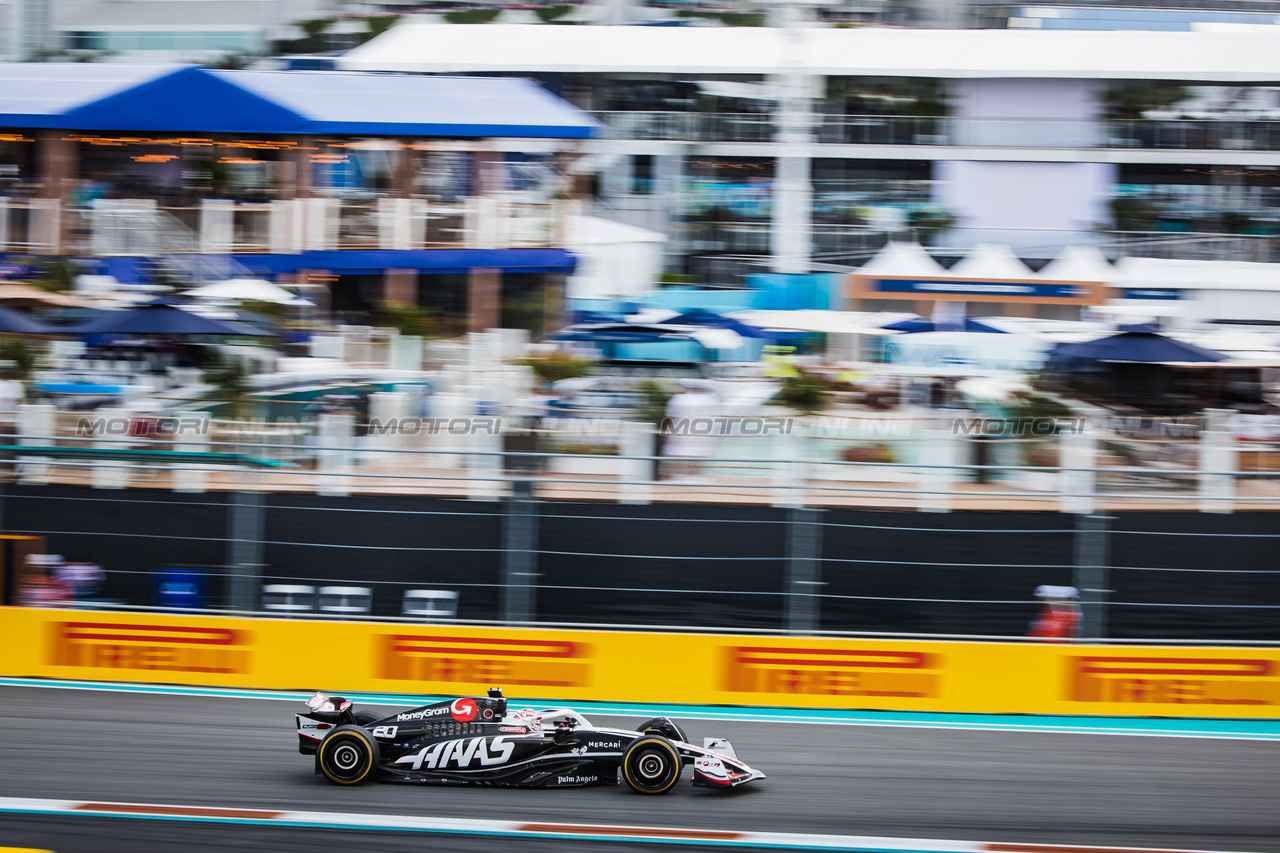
[318,725,379,785]
[621,735,682,794]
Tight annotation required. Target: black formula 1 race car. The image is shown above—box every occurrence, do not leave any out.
[295,688,765,794]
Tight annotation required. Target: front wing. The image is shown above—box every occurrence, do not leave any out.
[681,739,766,789]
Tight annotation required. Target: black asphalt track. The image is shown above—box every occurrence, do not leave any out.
[0,686,1276,853]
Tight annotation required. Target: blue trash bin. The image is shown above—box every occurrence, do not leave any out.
[155,567,206,610]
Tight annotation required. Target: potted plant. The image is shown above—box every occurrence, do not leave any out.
[1018,442,1061,491]
[830,441,911,481]
[774,371,831,417]
[906,206,957,246]
[516,353,594,387]
[547,439,623,476]
[840,443,896,464]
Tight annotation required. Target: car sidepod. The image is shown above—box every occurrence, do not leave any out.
[372,724,629,788]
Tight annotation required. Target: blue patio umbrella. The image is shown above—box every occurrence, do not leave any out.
[882,317,1008,334]
[571,310,625,325]
[548,325,677,344]
[0,305,53,334]
[664,308,795,340]
[1052,324,1226,363]
[70,303,267,336]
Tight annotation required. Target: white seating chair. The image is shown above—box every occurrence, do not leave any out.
[262,584,316,614]
[402,589,458,620]
[318,585,373,616]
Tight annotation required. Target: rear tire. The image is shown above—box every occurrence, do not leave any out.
[318,725,380,785]
[621,735,682,794]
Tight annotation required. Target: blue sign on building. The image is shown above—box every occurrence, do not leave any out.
[1123,288,1183,300]
[874,279,1088,299]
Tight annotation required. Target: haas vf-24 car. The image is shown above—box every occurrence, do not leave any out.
[296,688,765,794]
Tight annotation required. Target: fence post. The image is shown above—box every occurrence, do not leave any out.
[786,507,822,634]
[17,404,55,485]
[918,427,955,513]
[431,392,471,469]
[388,335,424,371]
[502,479,537,624]
[1199,409,1236,514]
[619,421,652,505]
[1059,427,1096,514]
[468,419,503,500]
[317,414,353,496]
[368,391,411,458]
[771,425,806,508]
[172,411,210,493]
[1074,512,1111,641]
[227,490,265,612]
[92,415,129,489]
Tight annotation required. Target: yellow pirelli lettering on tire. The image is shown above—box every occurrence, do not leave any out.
[319,731,375,785]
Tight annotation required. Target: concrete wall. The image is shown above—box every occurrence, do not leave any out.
[934,160,1117,238]
[951,78,1105,121]
[1185,289,1280,323]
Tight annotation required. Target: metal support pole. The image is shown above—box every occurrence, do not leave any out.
[227,490,265,612]
[1074,512,1110,641]
[502,479,537,624]
[786,507,822,635]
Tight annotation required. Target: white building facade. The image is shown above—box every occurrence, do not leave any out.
[342,25,1280,311]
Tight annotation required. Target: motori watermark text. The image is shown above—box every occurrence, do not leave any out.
[76,416,213,438]
[951,416,1203,438]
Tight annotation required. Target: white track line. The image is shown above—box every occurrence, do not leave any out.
[0,798,1266,853]
[3,678,1280,741]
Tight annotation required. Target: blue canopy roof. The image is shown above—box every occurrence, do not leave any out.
[1051,325,1227,363]
[882,317,1008,334]
[665,308,791,340]
[71,304,265,336]
[0,305,52,334]
[0,64,600,138]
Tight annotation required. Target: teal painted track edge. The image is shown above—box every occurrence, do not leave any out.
[4,677,1280,740]
[0,806,949,852]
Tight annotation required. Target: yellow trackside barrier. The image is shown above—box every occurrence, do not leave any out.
[4,607,1280,718]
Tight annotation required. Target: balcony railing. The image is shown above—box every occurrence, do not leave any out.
[593,111,777,142]
[677,222,1280,266]
[1106,120,1280,151]
[593,111,1280,151]
[7,196,564,258]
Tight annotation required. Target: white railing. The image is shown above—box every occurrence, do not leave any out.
[58,196,562,257]
[592,111,1280,151]
[14,407,1280,514]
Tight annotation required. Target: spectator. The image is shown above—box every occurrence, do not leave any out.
[663,379,720,483]
[1028,585,1081,641]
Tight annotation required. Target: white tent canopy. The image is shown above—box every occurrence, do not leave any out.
[947,243,1036,280]
[978,316,1112,342]
[186,279,312,305]
[1038,245,1115,282]
[1090,301,1186,317]
[855,241,948,278]
[730,309,912,336]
